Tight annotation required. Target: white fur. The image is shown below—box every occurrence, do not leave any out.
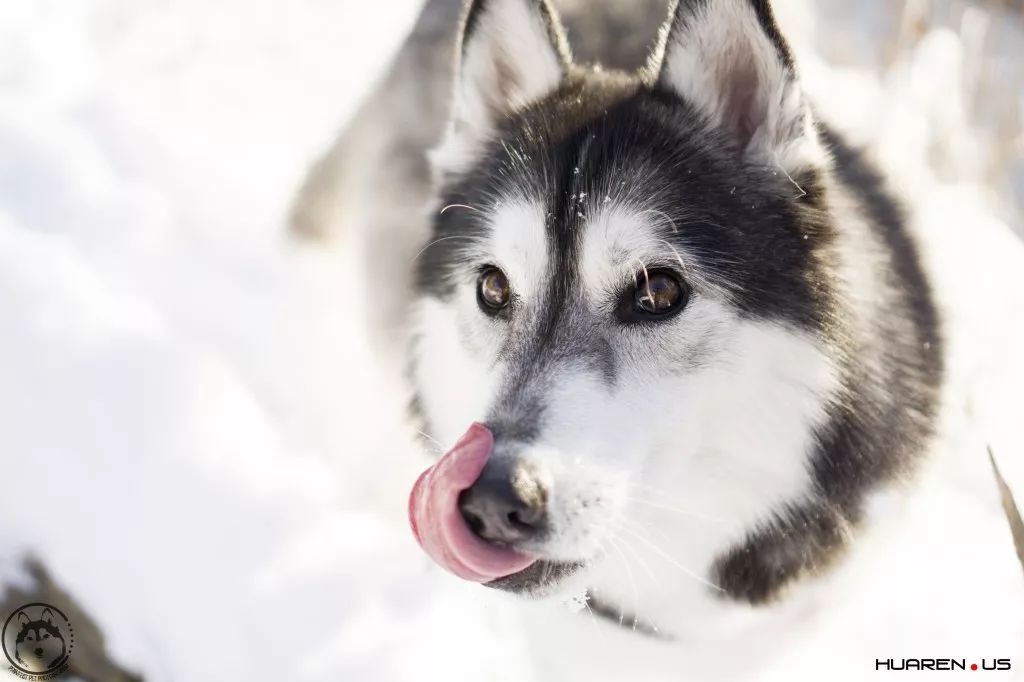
[412,296,496,448]
[657,0,825,172]
[432,0,566,175]
[580,203,735,302]
[483,200,550,303]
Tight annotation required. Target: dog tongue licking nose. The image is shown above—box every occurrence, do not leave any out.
[409,423,537,582]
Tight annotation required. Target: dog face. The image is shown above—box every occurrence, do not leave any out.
[14,609,66,672]
[411,0,842,604]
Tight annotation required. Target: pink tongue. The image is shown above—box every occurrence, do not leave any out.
[408,423,537,582]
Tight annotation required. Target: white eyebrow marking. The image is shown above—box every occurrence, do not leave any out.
[477,199,549,302]
[580,203,739,302]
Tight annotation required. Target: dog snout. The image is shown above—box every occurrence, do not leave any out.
[458,457,547,545]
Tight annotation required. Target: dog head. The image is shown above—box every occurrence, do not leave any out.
[13,608,66,672]
[409,0,846,610]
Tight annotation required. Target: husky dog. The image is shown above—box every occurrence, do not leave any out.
[399,0,949,673]
[12,608,67,673]
[301,0,967,678]
[408,0,940,604]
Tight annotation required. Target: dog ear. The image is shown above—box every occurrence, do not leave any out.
[653,0,821,172]
[434,0,571,172]
[17,612,30,626]
[40,608,55,625]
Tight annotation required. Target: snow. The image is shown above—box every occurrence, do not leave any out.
[0,1,1021,680]
[0,1,533,679]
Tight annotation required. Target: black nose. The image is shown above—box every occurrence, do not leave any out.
[458,457,547,545]
[34,648,43,656]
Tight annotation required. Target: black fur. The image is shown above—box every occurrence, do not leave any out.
[712,128,944,603]
[585,592,668,638]
[485,558,581,594]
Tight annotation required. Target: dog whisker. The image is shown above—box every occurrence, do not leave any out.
[773,152,808,199]
[410,235,478,263]
[438,203,478,215]
[625,483,730,522]
[638,208,679,233]
[625,496,729,526]
[581,600,603,634]
[612,531,665,592]
[635,259,655,310]
[615,520,725,593]
[412,432,447,458]
[606,535,641,631]
[414,429,445,450]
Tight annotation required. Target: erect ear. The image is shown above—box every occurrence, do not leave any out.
[40,608,55,625]
[17,612,30,626]
[435,0,571,172]
[654,0,821,173]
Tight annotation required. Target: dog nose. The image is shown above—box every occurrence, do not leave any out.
[34,647,43,656]
[458,457,547,545]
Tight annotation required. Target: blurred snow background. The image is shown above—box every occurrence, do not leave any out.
[0,0,1021,680]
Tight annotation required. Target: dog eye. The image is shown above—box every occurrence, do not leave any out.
[477,267,511,312]
[42,633,50,639]
[632,270,688,317]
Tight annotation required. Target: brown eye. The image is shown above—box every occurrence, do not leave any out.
[634,270,687,316]
[477,267,511,312]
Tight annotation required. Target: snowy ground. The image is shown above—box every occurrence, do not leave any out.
[0,1,1022,681]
